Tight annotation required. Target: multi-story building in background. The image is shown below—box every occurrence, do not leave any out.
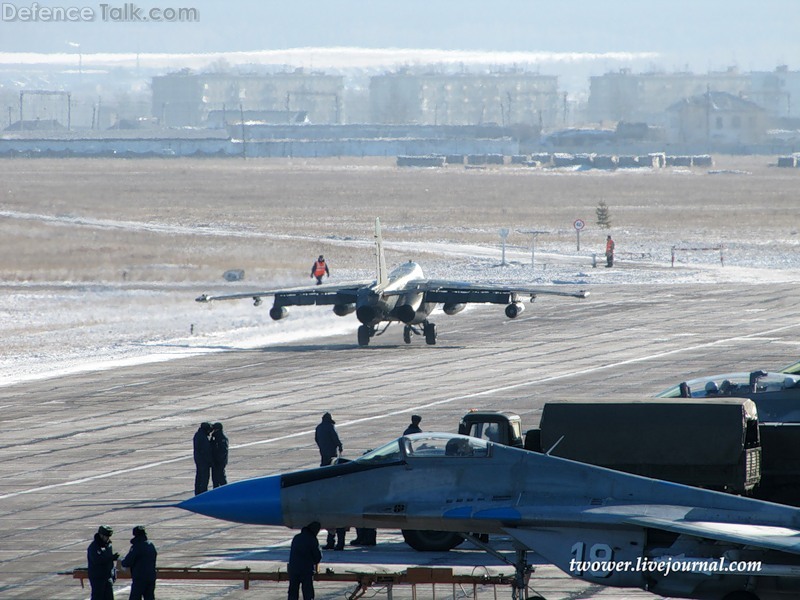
[151,69,345,127]
[588,67,751,126]
[369,71,561,128]
[749,65,800,124]
[665,91,768,146]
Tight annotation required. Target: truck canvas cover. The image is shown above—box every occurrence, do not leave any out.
[539,399,760,491]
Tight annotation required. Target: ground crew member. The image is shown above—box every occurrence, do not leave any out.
[403,414,422,435]
[121,526,158,600]
[210,422,229,488]
[315,412,342,466]
[193,422,213,495]
[310,255,329,285]
[87,525,118,600]
[287,521,322,600]
[315,412,346,549]
[605,235,615,268]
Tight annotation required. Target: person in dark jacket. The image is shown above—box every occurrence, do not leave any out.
[193,422,213,495]
[314,412,342,467]
[210,422,229,488]
[314,413,346,549]
[403,414,422,436]
[121,525,158,600]
[287,521,322,600]
[87,525,118,600]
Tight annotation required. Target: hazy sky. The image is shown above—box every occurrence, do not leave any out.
[0,0,797,73]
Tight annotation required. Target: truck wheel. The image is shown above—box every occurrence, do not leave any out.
[401,529,464,551]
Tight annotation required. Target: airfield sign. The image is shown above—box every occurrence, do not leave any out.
[574,219,585,250]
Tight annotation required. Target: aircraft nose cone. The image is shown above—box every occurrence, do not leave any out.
[178,474,283,525]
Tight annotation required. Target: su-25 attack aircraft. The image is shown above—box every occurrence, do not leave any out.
[196,218,588,346]
[180,432,800,600]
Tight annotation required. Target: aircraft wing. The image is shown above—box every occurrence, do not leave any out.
[624,515,800,555]
[196,280,372,305]
[384,279,589,301]
[496,502,800,557]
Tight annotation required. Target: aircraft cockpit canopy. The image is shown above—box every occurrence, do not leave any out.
[354,433,491,466]
[404,433,490,458]
[658,372,800,399]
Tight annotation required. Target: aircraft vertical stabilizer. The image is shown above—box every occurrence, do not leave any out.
[374,217,388,289]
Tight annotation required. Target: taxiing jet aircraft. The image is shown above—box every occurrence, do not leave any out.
[181,432,800,600]
[196,218,588,346]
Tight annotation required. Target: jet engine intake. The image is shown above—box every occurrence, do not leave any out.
[356,306,379,325]
[443,303,466,316]
[269,306,288,320]
[394,304,417,323]
[333,303,356,317]
[505,302,525,319]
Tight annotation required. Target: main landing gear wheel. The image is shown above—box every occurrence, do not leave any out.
[357,325,373,347]
[403,325,412,344]
[401,529,464,551]
[423,321,437,345]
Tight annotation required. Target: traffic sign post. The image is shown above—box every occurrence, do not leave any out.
[573,219,585,251]
[519,229,548,269]
[499,228,509,266]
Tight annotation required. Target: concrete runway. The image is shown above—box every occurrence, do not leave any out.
[2,282,799,600]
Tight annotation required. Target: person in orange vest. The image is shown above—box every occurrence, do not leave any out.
[310,255,330,285]
[605,235,615,268]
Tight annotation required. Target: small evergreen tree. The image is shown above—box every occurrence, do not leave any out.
[596,200,612,229]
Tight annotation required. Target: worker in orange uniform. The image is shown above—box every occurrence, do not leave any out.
[311,255,330,285]
[605,235,615,268]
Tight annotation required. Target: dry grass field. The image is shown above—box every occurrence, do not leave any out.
[0,156,797,285]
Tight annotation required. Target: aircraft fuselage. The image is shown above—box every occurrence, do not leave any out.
[355,261,433,326]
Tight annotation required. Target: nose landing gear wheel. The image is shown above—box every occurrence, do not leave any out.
[357,325,372,346]
[423,321,437,345]
[403,326,412,344]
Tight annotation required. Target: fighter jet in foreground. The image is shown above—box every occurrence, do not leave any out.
[181,432,800,600]
[196,218,588,346]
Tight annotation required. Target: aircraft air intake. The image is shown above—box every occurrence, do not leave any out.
[393,304,417,323]
[356,305,378,324]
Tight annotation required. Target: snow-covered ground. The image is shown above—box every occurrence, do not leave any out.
[2,233,799,388]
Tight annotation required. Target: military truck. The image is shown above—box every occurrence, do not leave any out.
[459,399,762,494]
[657,368,800,504]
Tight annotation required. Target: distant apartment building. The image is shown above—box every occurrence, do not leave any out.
[588,68,750,126]
[749,65,800,123]
[666,91,767,147]
[151,70,345,127]
[369,71,561,128]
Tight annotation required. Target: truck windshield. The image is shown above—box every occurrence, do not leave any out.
[404,433,490,458]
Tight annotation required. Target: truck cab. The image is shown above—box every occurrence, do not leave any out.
[458,410,524,447]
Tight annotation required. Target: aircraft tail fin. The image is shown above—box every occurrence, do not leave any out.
[375,217,388,288]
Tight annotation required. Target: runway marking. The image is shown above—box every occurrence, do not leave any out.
[2,321,799,502]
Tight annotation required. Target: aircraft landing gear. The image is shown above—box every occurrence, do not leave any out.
[423,321,437,345]
[357,325,374,347]
[403,325,412,344]
[460,535,540,600]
